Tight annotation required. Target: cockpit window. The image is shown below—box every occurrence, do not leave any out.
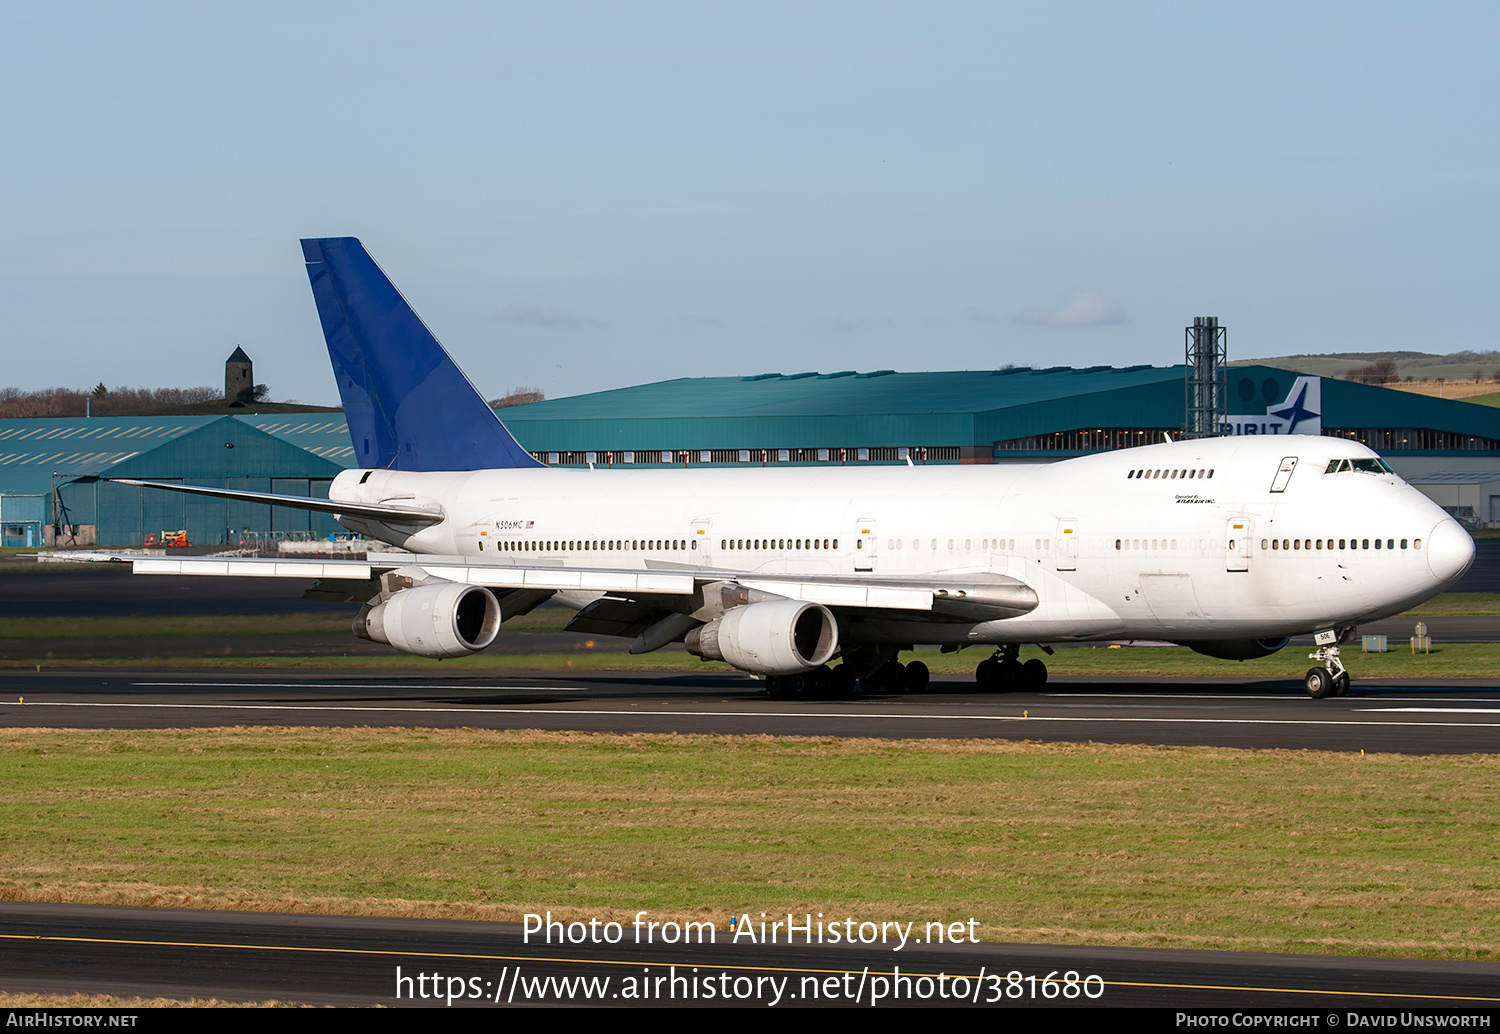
[1326,458,1391,475]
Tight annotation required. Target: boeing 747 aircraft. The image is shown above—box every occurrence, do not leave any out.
[108,238,1475,699]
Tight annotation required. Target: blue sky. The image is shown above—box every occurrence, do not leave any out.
[1,2,1494,405]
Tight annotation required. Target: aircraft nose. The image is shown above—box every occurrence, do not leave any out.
[1426,518,1475,587]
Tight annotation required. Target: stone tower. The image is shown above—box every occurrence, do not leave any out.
[225,346,253,406]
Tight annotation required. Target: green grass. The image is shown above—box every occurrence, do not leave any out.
[9,642,1500,679]
[1399,592,1500,615]
[0,727,1495,959]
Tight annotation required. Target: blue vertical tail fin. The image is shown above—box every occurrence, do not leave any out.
[301,237,543,471]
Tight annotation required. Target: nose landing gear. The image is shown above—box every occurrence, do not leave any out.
[1306,629,1352,699]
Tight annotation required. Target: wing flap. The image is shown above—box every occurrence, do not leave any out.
[132,556,375,580]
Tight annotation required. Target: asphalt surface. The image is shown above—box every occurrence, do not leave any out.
[0,564,348,617]
[5,669,1500,753]
[2,902,1496,1009]
[5,561,1499,1011]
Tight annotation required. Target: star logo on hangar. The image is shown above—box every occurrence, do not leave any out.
[1269,383,1319,434]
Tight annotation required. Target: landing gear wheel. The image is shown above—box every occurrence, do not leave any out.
[862,662,901,694]
[903,660,930,694]
[828,664,857,698]
[975,657,1000,692]
[1021,658,1048,687]
[998,658,1023,690]
[1308,635,1350,701]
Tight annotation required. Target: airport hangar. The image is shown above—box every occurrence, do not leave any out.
[5,364,1500,548]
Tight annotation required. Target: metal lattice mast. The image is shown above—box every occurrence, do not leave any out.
[1184,316,1227,438]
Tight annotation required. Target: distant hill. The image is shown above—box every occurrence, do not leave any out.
[0,385,340,420]
[1234,351,1500,385]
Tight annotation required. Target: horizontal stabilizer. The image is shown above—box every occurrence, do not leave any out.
[105,478,445,526]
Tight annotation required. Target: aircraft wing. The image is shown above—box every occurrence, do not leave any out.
[86,550,1036,619]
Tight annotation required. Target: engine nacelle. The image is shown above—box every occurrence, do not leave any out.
[1182,637,1291,661]
[684,599,839,675]
[355,583,502,659]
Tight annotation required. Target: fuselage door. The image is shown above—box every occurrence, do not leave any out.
[854,517,877,572]
[1270,456,1298,493]
[1055,520,1079,571]
[691,517,713,565]
[1226,518,1252,572]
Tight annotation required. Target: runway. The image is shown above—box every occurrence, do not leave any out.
[4,669,1500,753]
[2,902,1496,1008]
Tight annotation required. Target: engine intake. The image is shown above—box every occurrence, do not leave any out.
[685,599,839,675]
[355,582,502,659]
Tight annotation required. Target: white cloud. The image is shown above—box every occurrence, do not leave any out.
[1018,290,1125,328]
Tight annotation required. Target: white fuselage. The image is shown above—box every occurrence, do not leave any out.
[329,434,1473,646]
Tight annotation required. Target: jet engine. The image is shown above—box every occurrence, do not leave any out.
[1182,637,1291,661]
[684,599,839,675]
[355,582,502,659]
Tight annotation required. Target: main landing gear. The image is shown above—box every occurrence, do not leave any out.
[765,664,857,700]
[974,645,1047,692]
[1305,630,1352,699]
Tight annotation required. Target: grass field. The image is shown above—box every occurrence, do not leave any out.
[0,727,1494,959]
[10,641,1500,680]
[3,592,1498,677]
